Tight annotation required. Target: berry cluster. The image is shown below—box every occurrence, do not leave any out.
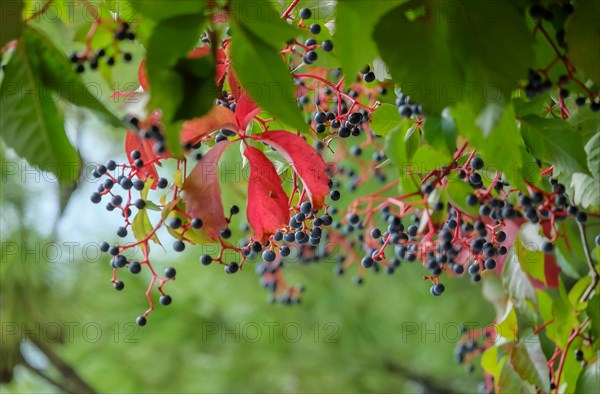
[524,4,599,113]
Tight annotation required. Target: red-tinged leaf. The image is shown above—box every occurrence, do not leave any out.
[138,59,149,90]
[227,66,243,100]
[544,254,560,288]
[244,146,289,241]
[125,131,159,188]
[182,140,233,239]
[235,93,261,131]
[256,131,330,210]
[180,105,238,146]
[216,63,227,85]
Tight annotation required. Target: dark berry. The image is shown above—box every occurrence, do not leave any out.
[113,280,124,291]
[309,23,321,34]
[129,261,141,274]
[225,262,239,274]
[471,157,484,170]
[165,267,176,278]
[173,240,185,252]
[191,218,203,229]
[322,39,334,52]
[200,254,212,265]
[136,316,147,326]
[220,228,232,239]
[299,8,312,19]
[159,295,172,306]
[169,217,182,229]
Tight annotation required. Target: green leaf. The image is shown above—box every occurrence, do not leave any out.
[495,353,527,393]
[23,27,121,126]
[571,174,600,211]
[0,28,79,183]
[481,345,500,375]
[575,357,600,394]
[453,103,536,191]
[370,103,403,136]
[585,133,600,179]
[588,295,600,341]
[384,118,421,196]
[130,0,208,21]
[510,335,550,392]
[374,3,461,113]
[423,111,458,156]
[230,11,306,133]
[132,210,160,245]
[336,0,405,80]
[146,14,218,157]
[520,115,590,176]
[565,1,600,86]
[497,302,518,342]
[504,242,538,316]
[411,145,452,174]
[375,0,533,113]
[515,229,546,286]
[0,0,23,48]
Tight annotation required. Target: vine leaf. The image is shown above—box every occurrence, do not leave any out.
[375,0,533,114]
[256,131,330,210]
[125,131,161,188]
[180,93,260,145]
[370,103,404,137]
[520,115,590,176]
[565,1,600,86]
[229,3,306,132]
[509,335,550,392]
[244,146,289,241]
[182,141,233,239]
[145,13,218,157]
[181,106,238,146]
[0,27,83,184]
[336,0,404,80]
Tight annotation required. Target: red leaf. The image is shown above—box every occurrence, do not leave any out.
[182,141,233,239]
[180,106,238,146]
[227,66,243,100]
[244,146,289,241]
[138,59,149,90]
[235,93,261,131]
[256,131,330,210]
[125,131,159,188]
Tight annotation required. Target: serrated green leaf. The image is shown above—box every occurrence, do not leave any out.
[146,14,218,157]
[336,0,404,80]
[588,295,600,340]
[504,242,538,316]
[230,15,306,133]
[510,335,550,392]
[370,103,403,136]
[575,357,600,394]
[565,1,600,86]
[515,229,546,286]
[0,28,80,183]
[453,103,534,191]
[423,111,457,156]
[375,0,533,113]
[130,0,207,21]
[520,115,590,176]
